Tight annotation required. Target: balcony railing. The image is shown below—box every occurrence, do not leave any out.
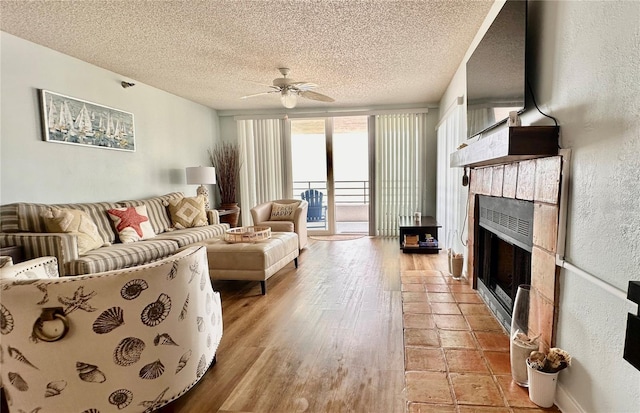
[293,180,369,205]
[294,180,369,231]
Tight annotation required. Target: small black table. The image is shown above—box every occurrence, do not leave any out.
[398,216,442,254]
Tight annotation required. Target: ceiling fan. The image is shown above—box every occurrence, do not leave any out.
[241,68,335,109]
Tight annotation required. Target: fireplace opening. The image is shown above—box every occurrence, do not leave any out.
[479,228,531,312]
[475,195,533,330]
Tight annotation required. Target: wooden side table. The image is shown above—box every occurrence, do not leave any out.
[217,209,239,228]
[0,245,25,264]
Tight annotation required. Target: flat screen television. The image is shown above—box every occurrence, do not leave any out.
[466,0,527,139]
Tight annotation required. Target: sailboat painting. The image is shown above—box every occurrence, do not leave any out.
[40,90,135,152]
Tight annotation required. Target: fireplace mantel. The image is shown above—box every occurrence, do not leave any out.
[450,126,559,168]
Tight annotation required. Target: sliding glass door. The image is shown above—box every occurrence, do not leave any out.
[290,116,370,235]
[333,117,369,234]
[291,119,329,233]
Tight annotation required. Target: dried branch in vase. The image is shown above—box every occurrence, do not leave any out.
[208,143,241,205]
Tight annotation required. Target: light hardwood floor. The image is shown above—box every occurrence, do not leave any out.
[0,237,554,413]
[162,236,559,413]
[160,236,431,413]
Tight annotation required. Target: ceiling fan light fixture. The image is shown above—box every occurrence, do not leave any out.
[280,89,297,109]
[241,68,333,107]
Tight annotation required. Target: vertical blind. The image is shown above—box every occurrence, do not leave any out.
[237,118,287,226]
[237,112,429,236]
[436,104,467,255]
[374,113,428,236]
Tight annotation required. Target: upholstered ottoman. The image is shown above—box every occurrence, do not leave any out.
[195,232,299,294]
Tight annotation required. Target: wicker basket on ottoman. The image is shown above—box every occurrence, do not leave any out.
[194,232,299,295]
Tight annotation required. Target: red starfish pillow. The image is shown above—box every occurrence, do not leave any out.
[107,205,156,243]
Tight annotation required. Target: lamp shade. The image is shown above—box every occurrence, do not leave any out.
[186,166,216,185]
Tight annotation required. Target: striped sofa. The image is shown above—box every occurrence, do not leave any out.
[0,192,229,276]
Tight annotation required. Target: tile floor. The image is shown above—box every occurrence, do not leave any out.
[401,269,560,413]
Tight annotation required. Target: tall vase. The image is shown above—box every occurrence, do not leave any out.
[219,202,240,228]
[510,284,538,387]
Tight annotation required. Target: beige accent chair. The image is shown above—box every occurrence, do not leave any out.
[250,199,308,249]
[0,246,222,413]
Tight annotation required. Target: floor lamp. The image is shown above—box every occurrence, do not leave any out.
[186,166,216,210]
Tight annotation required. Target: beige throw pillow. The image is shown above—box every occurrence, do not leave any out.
[41,208,105,254]
[107,205,156,243]
[269,202,300,221]
[167,196,208,229]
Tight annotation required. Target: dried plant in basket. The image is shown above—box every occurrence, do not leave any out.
[208,143,241,205]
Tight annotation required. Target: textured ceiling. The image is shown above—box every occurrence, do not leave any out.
[0,0,494,111]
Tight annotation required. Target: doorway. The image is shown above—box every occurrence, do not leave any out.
[291,116,370,235]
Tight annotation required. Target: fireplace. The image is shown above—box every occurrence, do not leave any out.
[476,195,533,330]
[463,155,564,350]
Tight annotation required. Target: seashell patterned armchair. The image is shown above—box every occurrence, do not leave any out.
[0,245,222,413]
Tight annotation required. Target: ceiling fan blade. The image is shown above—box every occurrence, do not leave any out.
[291,82,317,91]
[240,90,279,99]
[243,79,278,88]
[300,90,335,102]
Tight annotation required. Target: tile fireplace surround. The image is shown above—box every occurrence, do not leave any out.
[466,155,564,351]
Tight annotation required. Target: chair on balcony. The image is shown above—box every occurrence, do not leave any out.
[301,189,327,229]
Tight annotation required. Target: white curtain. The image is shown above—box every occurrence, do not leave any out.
[237,119,288,226]
[374,113,428,236]
[436,104,467,256]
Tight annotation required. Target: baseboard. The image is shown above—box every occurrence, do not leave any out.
[555,383,585,413]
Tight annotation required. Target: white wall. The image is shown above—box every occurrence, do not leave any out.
[438,1,640,411]
[436,0,505,273]
[219,116,238,145]
[0,32,220,205]
[527,2,640,411]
